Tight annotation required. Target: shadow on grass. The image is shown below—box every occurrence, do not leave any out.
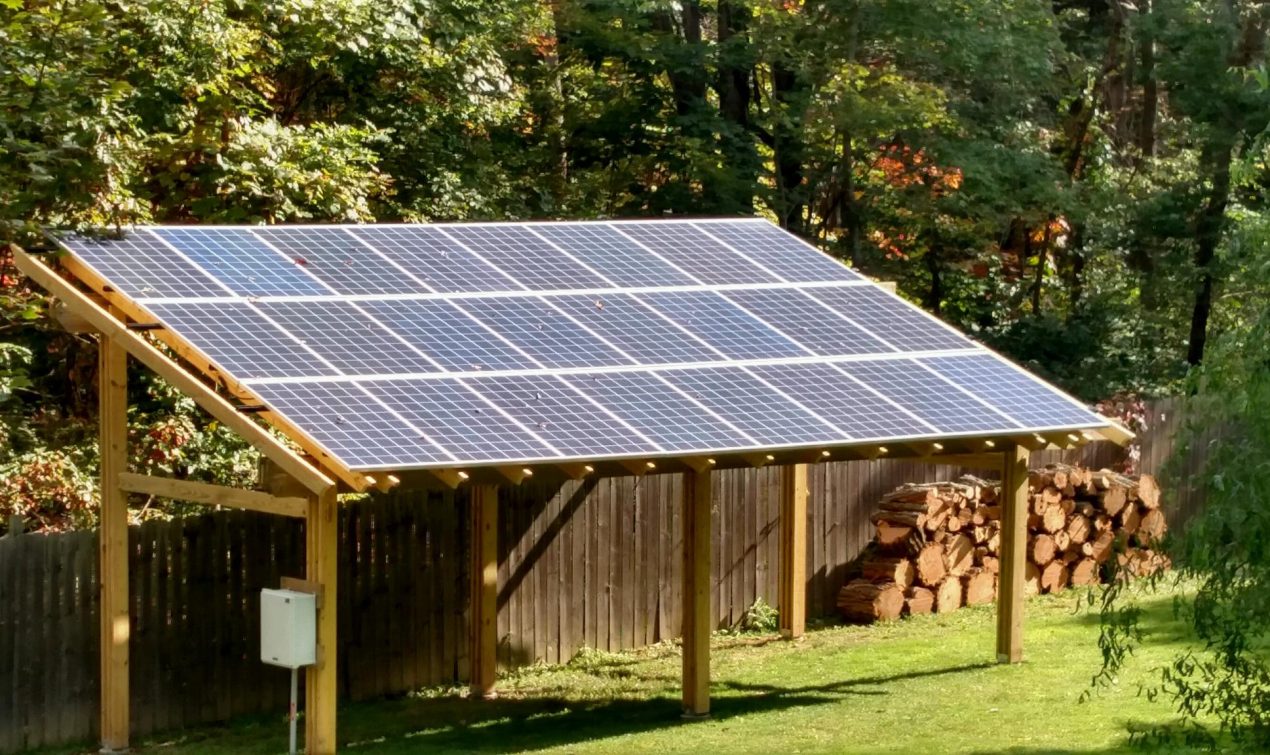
[1066,589,1198,649]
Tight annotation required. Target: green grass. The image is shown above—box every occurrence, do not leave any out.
[56,584,1223,754]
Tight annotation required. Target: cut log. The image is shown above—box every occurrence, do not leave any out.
[1040,561,1070,593]
[1069,558,1099,587]
[871,510,924,529]
[981,555,999,575]
[1090,529,1115,564]
[973,505,1002,525]
[1137,509,1167,545]
[934,577,963,613]
[1066,513,1091,545]
[875,521,915,550]
[1120,504,1142,535]
[1042,505,1067,534]
[1053,529,1072,553]
[944,533,975,577]
[838,581,905,623]
[1137,474,1162,510]
[1030,533,1057,567]
[1101,487,1128,517]
[924,508,951,532]
[1024,562,1041,597]
[904,586,934,616]
[962,569,996,606]
[914,543,947,587]
[862,557,915,588]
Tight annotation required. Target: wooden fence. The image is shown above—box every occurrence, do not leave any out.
[0,410,1189,752]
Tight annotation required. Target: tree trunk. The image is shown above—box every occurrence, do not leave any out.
[1187,135,1235,366]
[1138,0,1158,159]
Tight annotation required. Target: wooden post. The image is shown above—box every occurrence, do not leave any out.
[305,487,339,753]
[99,332,130,753]
[996,443,1029,663]
[682,468,712,717]
[778,464,808,639]
[469,484,499,699]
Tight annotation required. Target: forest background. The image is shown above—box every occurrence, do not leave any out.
[2,0,1269,532]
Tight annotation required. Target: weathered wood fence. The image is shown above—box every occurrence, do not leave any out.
[0,402,1197,752]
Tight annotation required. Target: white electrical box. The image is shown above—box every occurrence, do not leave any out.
[260,588,316,669]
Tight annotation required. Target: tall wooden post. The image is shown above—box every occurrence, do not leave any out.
[996,444,1029,663]
[778,464,809,639]
[470,485,499,699]
[682,468,712,717]
[305,487,339,753]
[98,333,130,753]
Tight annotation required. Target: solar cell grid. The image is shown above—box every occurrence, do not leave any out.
[547,293,724,365]
[640,290,808,360]
[350,226,521,293]
[370,378,561,461]
[612,222,781,285]
[922,354,1095,429]
[442,225,610,290]
[144,302,337,380]
[457,296,634,369]
[528,224,697,287]
[807,285,975,352]
[253,227,429,295]
[722,288,893,356]
[661,367,842,446]
[699,221,865,283]
[61,231,229,299]
[563,371,756,451]
[359,299,538,373]
[53,218,1112,471]
[837,359,1019,433]
[248,381,451,468]
[151,227,330,297]
[466,374,661,457]
[253,300,441,376]
[747,362,935,440]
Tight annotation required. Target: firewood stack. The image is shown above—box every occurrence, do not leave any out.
[836,464,1170,624]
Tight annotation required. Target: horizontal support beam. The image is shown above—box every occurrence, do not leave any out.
[914,453,1005,469]
[13,248,344,495]
[118,473,308,518]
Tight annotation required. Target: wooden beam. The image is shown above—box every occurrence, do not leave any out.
[430,469,469,489]
[118,473,308,518]
[305,486,339,753]
[996,444,1029,664]
[679,456,714,474]
[682,467,712,717]
[1096,421,1135,446]
[13,249,344,495]
[98,330,130,753]
[617,459,654,477]
[914,453,1004,470]
[739,452,774,468]
[1010,434,1048,451]
[778,464,809,640]
[494,466,533,486]
[470,485,499,700]
[557,463,593,480]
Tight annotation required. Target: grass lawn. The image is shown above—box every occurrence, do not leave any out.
[55,583,1220,754]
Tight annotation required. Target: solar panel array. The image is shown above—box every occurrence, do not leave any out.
[61,219,1108,471]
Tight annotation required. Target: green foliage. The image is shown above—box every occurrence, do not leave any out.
[1092,207,1270,745]
[2,0,1268,529]
[739,597,780,634]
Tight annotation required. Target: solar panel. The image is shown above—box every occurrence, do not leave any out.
[441,225,610,290]
[60,231,228,299]
[152,228,331,297]
[144,302,338,379]
[639,290,809,359]
[350,226,521,293]
[254,227,430,295]
[58,218,1112,471]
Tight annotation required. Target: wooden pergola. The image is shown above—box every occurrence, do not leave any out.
[14,247,1130,754]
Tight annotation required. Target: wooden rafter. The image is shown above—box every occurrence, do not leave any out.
[14,249,348,495]
[118,473,308,518]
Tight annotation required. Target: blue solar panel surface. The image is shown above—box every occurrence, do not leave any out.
[59,219,1109,470]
